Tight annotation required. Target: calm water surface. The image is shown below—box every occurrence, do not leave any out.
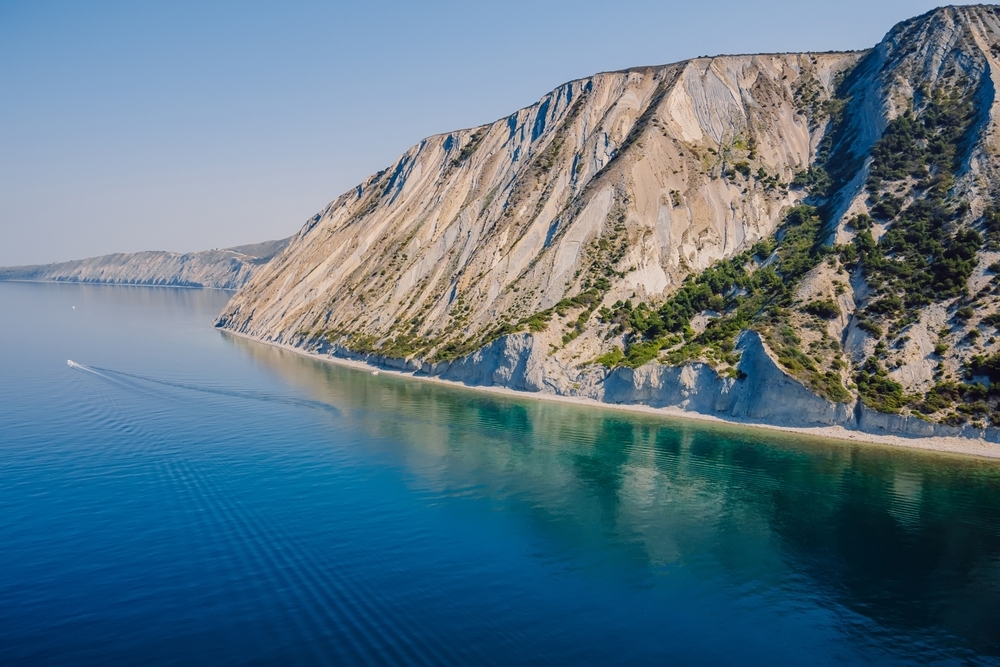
[1,282,1000,666]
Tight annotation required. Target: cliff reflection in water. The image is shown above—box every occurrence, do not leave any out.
[226,335,1000,655]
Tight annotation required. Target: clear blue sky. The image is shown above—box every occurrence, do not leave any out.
[1,0,944,265]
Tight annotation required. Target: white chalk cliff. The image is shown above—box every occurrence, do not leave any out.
[219,53,848,341]
[215,6,1000,442]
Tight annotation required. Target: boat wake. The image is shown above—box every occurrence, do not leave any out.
[67,360,340,416]
[66,360,112,379]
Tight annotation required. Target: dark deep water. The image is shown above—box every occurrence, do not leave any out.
[1,281,1000,666]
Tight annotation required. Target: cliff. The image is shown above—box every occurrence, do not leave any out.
[218,52,854,344]
[217,6,1000,442]
[0,238,290,290]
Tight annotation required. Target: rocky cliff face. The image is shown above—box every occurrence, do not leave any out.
[218,52,855,344]
[219,6,1000,440]
[781,5,1000,427]
[0,238,290,290]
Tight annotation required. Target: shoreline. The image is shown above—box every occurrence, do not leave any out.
[0,278,237,292]
[220,328,1000,462]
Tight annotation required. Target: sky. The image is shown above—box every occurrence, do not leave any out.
[0,0,946,266]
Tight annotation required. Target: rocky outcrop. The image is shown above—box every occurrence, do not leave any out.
[0,238,291,290]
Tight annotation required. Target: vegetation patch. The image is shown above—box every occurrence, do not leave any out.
[593,205,851,402]
[803,298,841,319]
[834,83,982,356]
[855,357,907,413]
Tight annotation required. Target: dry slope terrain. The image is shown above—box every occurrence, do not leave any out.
[219,6,1000,441]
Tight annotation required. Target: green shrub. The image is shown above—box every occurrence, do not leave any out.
[847,214,873,231]
[525,310,553,332]
[969,352,1000,383]
[803,299,841,319]
[624,340,664,368]
[855,357,906,413]
[791,167,830,196]
[919,381,962,413]
[857,318,883,338]
[870,194,903,220]
[984,208,1000,251]
[957,400,988,416]
[595,346,624,368]
[867,296,903,315]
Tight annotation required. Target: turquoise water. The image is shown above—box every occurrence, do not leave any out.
[1,282,999,666]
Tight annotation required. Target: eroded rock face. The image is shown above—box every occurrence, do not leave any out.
[218,6,1000,443]
[294,328,1000,441]
[303,331,837,425]
[0,239,290,290]
[217,53,856,344]
[801,6,1000,403]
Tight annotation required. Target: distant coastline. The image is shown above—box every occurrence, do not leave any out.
[0,237,290,291]
[0,278,237,291]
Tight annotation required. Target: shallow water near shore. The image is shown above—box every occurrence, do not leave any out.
[2,281,1000,665]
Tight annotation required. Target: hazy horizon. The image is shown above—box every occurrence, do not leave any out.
[1,0,945,266]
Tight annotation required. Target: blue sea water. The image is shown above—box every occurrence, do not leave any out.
[1,281,999,666]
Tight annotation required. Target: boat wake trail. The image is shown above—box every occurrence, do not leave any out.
[67,360,113,380]
[70,361,341,417]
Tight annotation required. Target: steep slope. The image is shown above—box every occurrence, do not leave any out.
[219,53,856,348]
[0,238,290,290]
[785,4,1000,427]
[219,5,1000,439]
[589,4,1000,433]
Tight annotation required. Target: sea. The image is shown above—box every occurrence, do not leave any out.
[1,281,999,666]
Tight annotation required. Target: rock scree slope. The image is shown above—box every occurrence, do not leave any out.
[218,6,1000,443]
